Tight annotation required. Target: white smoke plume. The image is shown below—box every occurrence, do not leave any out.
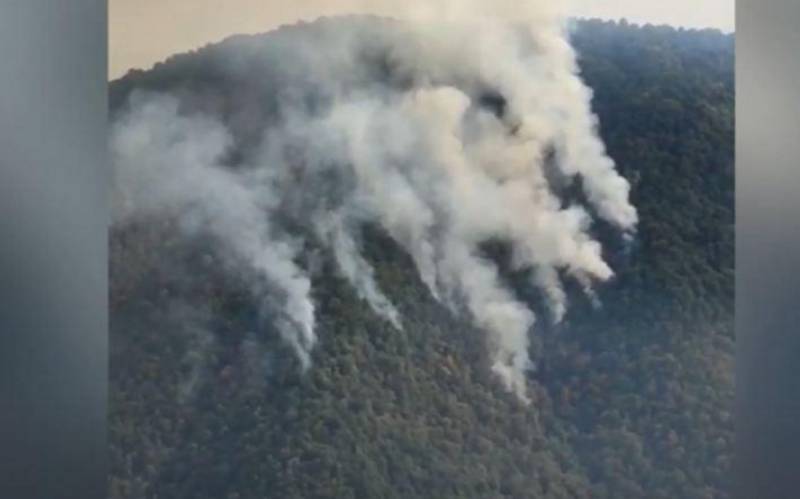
[111,93,316,369]
[111,1,637,402]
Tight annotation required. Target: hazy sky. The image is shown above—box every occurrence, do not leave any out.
[109,0,734,79]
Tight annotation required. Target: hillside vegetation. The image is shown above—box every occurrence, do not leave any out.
[110,18,734,499]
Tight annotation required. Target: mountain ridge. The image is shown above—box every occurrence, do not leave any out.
[110,17,733,499]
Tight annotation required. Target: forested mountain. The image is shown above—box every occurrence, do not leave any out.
[109,18,734,499]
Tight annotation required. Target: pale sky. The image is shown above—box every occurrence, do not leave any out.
[109,0,734,80]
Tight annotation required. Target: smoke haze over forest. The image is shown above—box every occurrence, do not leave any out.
[112,4,637,402]
[110,12,734,499]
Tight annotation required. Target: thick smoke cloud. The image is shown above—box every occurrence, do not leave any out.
[112,1,637,402]
[112,94,316,368]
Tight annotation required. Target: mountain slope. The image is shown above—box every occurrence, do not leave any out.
[110,18,734,499]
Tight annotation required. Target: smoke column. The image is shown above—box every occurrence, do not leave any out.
[111,1,637,402]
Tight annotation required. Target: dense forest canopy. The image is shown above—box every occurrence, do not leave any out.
[110,18,734,499]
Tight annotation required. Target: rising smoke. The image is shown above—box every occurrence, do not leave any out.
[111,1,637,403]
